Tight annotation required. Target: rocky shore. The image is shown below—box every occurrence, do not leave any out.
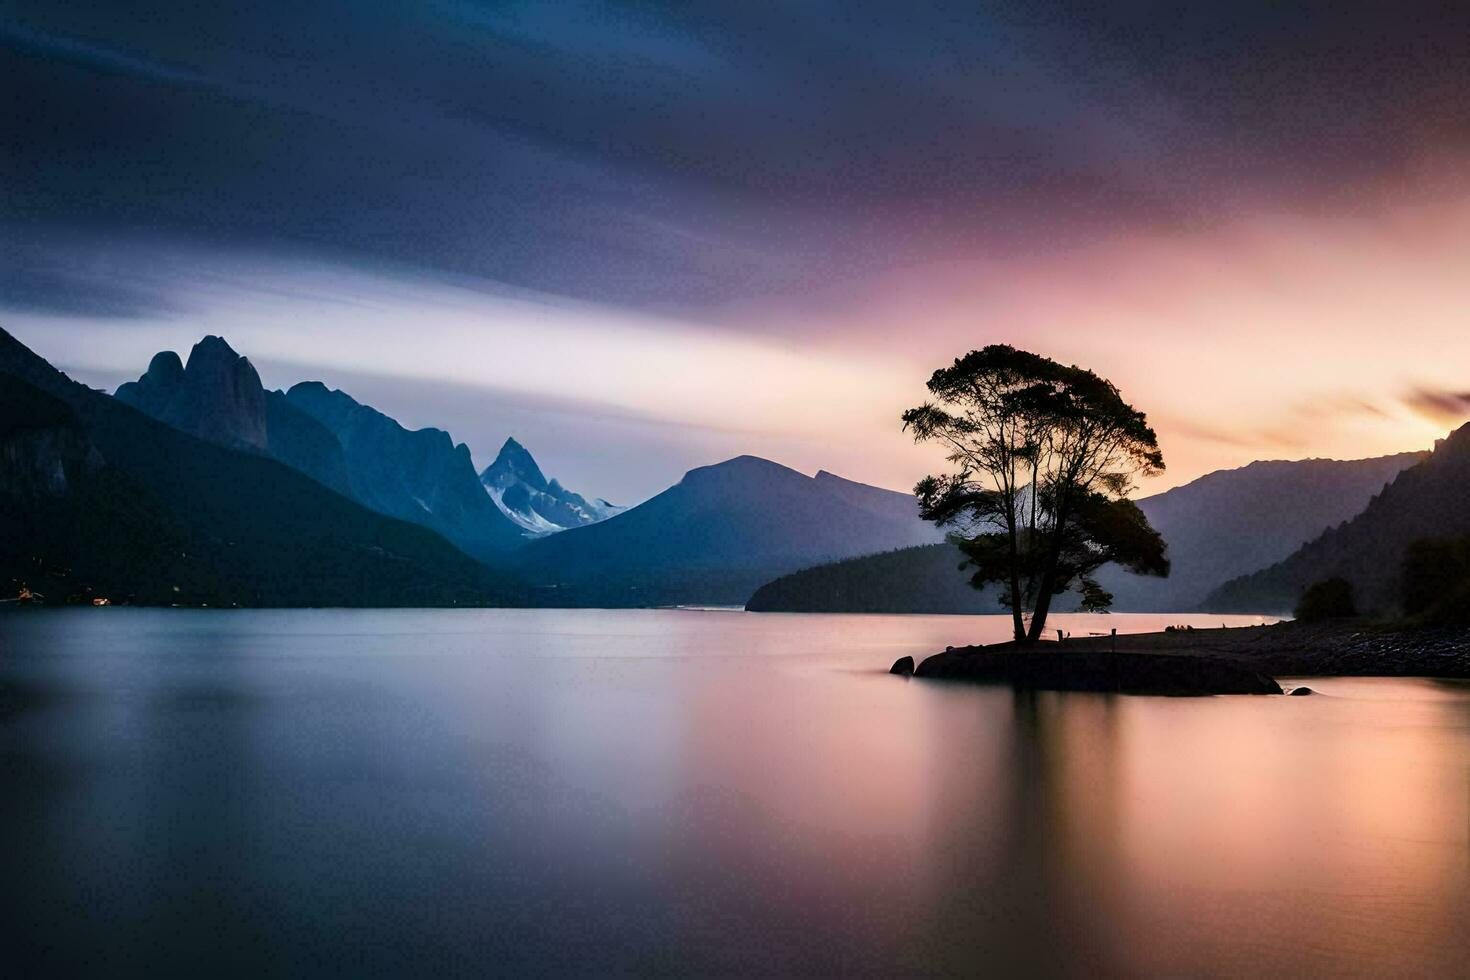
[898,620,1470,695]
[1048,620,1470,678]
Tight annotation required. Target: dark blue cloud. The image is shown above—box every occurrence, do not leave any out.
[3,1,1468,318]
[0,235,181,317]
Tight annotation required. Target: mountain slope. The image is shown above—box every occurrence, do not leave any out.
[480,437,622,535]
[286,381,525,560]
[1207,425,1470,615]
[745,452,1424,614]
[0,328,523,606]
[262,388,354,496]
[811,469,932,526]
[513,455,944,606]
[1,371,239,604]
[1098,452,1426,610]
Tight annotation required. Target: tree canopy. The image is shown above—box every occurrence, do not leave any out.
[902,345,1168,643]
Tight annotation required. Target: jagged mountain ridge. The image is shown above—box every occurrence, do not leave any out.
[115,336,351,497]
[480,437,623,535]
[114,336,527,559]
[0,327,524,606]
[285,382,524,559]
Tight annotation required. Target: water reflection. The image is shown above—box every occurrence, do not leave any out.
[2,609,1465,976]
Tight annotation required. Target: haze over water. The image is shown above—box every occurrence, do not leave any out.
[4,609,1466,976]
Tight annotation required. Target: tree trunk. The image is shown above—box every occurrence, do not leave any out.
[1025,492,1075,644]
[1008,571,1025,643]
[1026,580,1056,644]
[1004,484,1025,644]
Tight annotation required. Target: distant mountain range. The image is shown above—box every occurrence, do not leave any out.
[1207,423,1470,615]
[22,333,948,608]
[7,328,1460,614]
[0,328,522,606]
[282,380,524,560]
[1098,452,1426,610]
[480,437,623,535]
[114,336,615,558]
[747,451,1424,614]
[513,455,944,606]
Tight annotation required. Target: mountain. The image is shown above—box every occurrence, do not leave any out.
[1207,425,1470,615]
[480,437,623,535]
[513,455,944,606]
[1,372,239,604]
[745,452,1424,614]
[116,337,526,560]
[285,382,524,560]
[115,339,267,451]
[0,327,523,606]
[1,374,102,498]
[116,336,352,495]
[809,469,935,527]
[1097,452,1426,610]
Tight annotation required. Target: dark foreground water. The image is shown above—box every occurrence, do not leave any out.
[2,609,1466,977]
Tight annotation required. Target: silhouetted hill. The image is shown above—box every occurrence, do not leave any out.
[480,437,623,535]
[0,372,241,604]
[746,452,1423,614]
[287,381,526,560]
[514,455,943,606]
[746,544,1004,613]
[1207,424,1470,615]
[0,328,523,606]
[1099,453,1425,609]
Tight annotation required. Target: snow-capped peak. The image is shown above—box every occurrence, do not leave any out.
[480,438,624,537]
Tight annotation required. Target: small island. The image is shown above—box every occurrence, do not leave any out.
[908,644,1281,695]
[894,619,1470,695]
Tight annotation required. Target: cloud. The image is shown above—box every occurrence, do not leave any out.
[1404,387,1470,428]
[0,21,206,88]
[0,238,181,318]
[8,1,1470,498]
[7,1,1469,319]
[3,245,934,501]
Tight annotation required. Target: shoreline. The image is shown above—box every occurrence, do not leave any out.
[908,620,1470,692]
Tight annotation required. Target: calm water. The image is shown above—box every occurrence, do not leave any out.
[2,609,1466,977]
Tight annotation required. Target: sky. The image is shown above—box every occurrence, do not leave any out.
[3,2,1469,504]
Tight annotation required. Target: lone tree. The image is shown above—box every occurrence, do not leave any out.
[902,346,1169,644]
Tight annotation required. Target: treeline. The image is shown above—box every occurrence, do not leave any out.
[745,544,1007,614]
[1403,537,1470,625]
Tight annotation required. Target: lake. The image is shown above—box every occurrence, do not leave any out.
[2,609,1466,976]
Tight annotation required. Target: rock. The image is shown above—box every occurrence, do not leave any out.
[889,656,915,676]
[1289,686,1314,696]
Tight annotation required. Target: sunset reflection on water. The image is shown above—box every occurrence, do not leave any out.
[3,610,1465,976]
